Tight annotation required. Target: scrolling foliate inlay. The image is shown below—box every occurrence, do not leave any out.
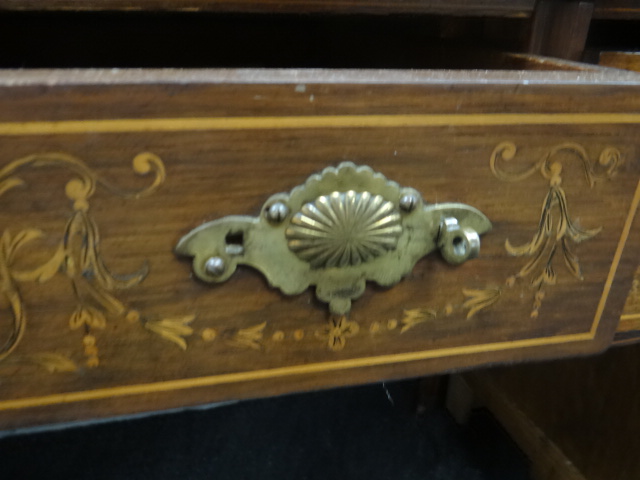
[0,142,625,365]
[0,152,185,370]
[462,142,621,319]
[381,142,623,332]
[187,142,623,351]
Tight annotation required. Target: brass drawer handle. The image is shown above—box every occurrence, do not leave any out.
[176,162,491,315]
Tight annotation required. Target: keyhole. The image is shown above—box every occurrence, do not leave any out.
[225,231,245,255]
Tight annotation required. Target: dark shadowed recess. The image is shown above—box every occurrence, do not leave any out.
[0,12,529,69]
[0,380,531,480]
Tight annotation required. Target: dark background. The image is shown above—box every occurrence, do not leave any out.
[0,380,530,480]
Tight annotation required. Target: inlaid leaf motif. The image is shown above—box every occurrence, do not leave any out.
[562,238,583,280]
[462,288,502,319]
[145,315,195,350]
[228,322,267,350]
[79,213,148,290]
[12,244,65,283]
[400,308,436,333]
[69,306,106,330]
[505,190,553,257]
[5,229,43,258]
[556,187,601,243]
[0,282,26,362]
[489,142,620,319]
[532,264,557,288]
[28,353,78,373]
[0,177,24,197]
[0,151,167,368]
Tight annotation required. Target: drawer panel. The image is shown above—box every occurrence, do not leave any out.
[0,69,639,429]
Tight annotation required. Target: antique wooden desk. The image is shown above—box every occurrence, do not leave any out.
[1,2,640,431]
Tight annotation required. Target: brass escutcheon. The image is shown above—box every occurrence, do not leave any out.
[176,162,491,315]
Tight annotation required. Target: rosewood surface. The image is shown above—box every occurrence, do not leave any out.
[0,69,639,429]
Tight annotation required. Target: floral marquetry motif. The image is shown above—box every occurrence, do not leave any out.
[0,142,628,372]
[0,152,185,369]
[315,315,360,351]
[459,142,622,319]
[0,66,639,431]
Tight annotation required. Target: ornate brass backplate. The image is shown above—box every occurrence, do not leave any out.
[176,162,491,315]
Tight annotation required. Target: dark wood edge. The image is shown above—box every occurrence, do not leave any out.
[594,6,640,20]
[0,0,535,16]
[613,330,640,345]
[504,53,635,73]
[0,66,639,87]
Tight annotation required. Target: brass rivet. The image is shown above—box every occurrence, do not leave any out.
[399,194,418,212]
[204,256,225,276]
[266,202,289,223]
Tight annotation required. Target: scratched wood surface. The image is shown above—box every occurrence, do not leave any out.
[0,68,639,429]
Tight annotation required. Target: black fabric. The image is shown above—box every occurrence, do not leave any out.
[0,381,530,480]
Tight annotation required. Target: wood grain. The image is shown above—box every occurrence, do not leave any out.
[0,68,639,430]
[527,0,594,61]
[467,342,640,479]
[464,374,587,480]
[600,51,640,72]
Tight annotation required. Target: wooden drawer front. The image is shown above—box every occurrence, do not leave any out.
[0,69,639,429]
